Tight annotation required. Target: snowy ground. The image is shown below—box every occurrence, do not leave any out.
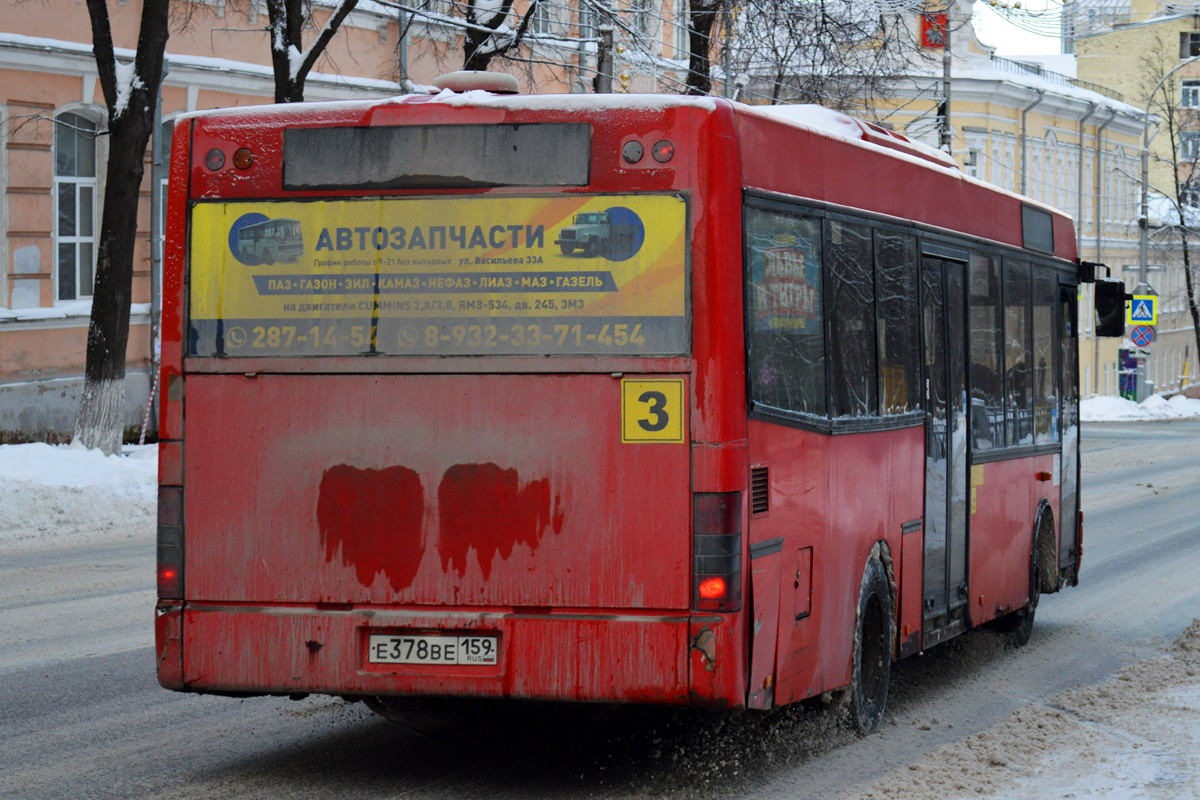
[3,436,1200,798]
[853,620,1200,799]
[1082,393,1200,422]
[0,441,156,548]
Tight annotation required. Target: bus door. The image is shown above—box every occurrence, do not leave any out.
[1058,282,1080,577]
[920,254,969,645]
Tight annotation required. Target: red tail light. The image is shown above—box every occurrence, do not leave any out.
[157,486,184,599]
[693,492,742,612]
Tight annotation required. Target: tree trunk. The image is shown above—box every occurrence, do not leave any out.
[1183,236,1200,388]
[77,0,169,454]
[686,0,718,95]
[75,120,154,454]
[462,0,519,72]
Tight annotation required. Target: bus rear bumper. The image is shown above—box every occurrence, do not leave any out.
[169,604,738,707]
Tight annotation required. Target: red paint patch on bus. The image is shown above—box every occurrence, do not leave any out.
[317,464,425,591]
[437,463,564,579]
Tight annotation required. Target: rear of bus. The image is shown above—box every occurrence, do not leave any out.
[154,94,751,710]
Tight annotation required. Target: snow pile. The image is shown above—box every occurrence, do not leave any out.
[856,620,1200,799]
[1081,393,1200,422]
[0,442,156,547]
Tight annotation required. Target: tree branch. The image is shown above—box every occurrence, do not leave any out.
[298,0,362,83]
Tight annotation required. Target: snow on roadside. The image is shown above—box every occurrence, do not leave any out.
[0,442,156,548]
[1082,393,1200,422]
[853,620,1200,799]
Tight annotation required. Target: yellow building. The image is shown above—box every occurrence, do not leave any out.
[1076,3,1200,393]
[861,2,1152,397]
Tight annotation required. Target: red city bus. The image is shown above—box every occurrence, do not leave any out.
[155,86,1120,733]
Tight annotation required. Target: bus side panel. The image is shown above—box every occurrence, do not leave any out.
[814,427,924,695]
[967,454,1059,624]
[746,422,828,705]
[748,422,923,706]
[181,608,690,703]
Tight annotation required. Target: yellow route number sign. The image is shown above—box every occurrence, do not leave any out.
[621,379,685,443]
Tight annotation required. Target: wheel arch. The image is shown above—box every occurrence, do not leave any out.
[1034,499,1058,595]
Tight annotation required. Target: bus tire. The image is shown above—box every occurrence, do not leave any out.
[560,243,574,255]
[364,696,471,737]
[847,554,892,735]
[584,238,599,257]
[262,249,275,265]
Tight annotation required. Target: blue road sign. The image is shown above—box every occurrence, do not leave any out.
[1128,295,1157,325]
[1131,325,1155,347]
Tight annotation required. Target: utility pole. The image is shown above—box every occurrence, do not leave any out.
[721,0,732,98]
[939,2,952,154]
[594,24,614,92]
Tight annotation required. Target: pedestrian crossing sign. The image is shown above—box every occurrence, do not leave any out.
[1127,295,1157,326]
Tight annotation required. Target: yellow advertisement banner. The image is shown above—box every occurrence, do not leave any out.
[188,194,687,357]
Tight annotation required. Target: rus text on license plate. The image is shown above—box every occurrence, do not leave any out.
[368,634,498,665]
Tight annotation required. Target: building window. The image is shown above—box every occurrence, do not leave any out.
[1181,181,1200,207]
[629,0,651,34]
[55,111,99,302]
[1182,32,1200,58]
[1185,81,1200,109]
[674,0,688,58]
[1183,130,1200,161]
[531,0,551,34]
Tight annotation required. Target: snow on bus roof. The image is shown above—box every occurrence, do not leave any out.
[177,88,717,124]
[735,102,1070,222]
[422,88,719,113]
[181,88,1065,221]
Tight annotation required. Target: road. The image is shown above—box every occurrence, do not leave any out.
[2,422,1198,800]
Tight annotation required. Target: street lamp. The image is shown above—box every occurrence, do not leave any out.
[1139,55,1200,288]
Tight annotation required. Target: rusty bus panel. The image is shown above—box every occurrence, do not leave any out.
[184,373,691,611]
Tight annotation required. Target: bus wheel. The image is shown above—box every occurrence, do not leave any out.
[847,554,892,735]
[364,696,471,737]
[560,243,574,255]
[584,239,599,257]
[996,544,1041,648]
[262,249,275,265]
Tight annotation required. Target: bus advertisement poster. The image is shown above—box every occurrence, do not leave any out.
[188,194,688,357]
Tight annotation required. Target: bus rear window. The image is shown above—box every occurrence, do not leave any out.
[187,194,688,357]
[283,124,591,190]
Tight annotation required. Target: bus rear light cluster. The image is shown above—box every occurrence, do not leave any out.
[693,492,742,612]
[204,148,225,171]
[157,486,185,600]
[233,148,254,170]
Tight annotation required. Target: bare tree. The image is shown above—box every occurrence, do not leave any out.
[462,0,541,71]
[266,0,363,102]
[74,0,170,455]
[685,0,721,95]
[1142,39,1200,380]
[725,0,931,110]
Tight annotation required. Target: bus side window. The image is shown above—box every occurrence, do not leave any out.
[875,230,919,415]
[744,205,827,418]
[825,219,877,418]
[1004,259,1033,447]
[969,253,1004,450]
[1032,267,1058,443]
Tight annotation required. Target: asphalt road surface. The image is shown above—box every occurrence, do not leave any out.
[2,422,1198,800]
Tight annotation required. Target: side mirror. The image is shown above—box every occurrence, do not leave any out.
[1095,279,1128,338]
